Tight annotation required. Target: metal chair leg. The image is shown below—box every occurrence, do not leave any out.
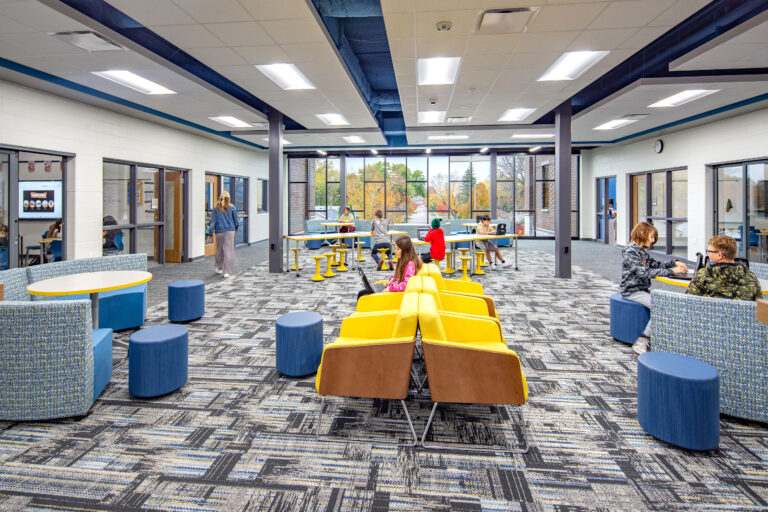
[316,396,418,447]
[421,402,529,455]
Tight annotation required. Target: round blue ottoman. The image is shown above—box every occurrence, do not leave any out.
[168,280,205,322]
[610,293,650,344]
[129,324,188,397]
[276,312,323,377]
[637,352,720,451]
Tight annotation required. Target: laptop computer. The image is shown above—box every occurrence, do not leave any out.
[417,227,430,240]
[358,267,385,293]
[676,270,696,280]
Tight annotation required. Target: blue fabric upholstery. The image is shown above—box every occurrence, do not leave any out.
[168,280,205,322]
[276,312,323,377]
[609,293,649,344]
[0,267,32,301]
[651,289,768,423]
[100,284,147,331]
[129,325,188,397]
[0,300,109,420]
[637,352,720,450]
[305,232,325,250]
[750,261,768,279]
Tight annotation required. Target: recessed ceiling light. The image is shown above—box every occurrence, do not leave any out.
[529,146,542,152]
[317,150,327,156]
[446,116,471,124]
[594,118,638,130]
[262,137,292,145]
[250,122,268,129]
[418,111,446,124]
[209,116,251,128]
[371,149,378,155]
[498,108,536,122]
[343,135,365,144]
[425,148,432,154]
[418,57,461,85]
[52,30,123,52]
[480,147,489,153]
[316,113,349,126]
[255,63,315,90]
[428,134,469,141]
[538,51,609,81]
[92,70,175,95]
[648,89,720,108]
[511,133,554,138]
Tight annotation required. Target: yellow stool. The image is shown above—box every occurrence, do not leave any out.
[336,248,349,272]
[457,248,469,258]
[290,247,302,271]
[328,244,339,266]
[355,241,366,262]
[457,256,472,282]
[378,248,390,270]
[443,250,455,274]
[309,255,325,281]
[474,251,486,275]
[322,253,336,277]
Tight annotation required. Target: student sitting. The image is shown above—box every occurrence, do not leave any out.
[422,218,445,263]
[621,221,688,354]
[476,215,511,268]
[358,236,422,301]
[370,209,392,270]
[687,235,761,300]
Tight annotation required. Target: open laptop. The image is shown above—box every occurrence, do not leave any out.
[358,267,385,293]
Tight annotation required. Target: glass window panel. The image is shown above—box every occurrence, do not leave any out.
[516,213,534,236]
[747,163,768,261]
[103,162,131,225]
[407,156,427,181]
[136,226,158,263]
[515,157,533,212]
[314,159,327,209]
[632,174,647,225]
[450,155,471,181]
[365,157,385,181]
[136,166,160,224]
[671,220,687,259]
[364,182,384,219]
[346,157,364,212]
[327,183,340,219]
[497,154,517,181]
[386,157,406,213]
[406,182,427,223]
[671,169,687,218]
[717,166,742,239]
[257,179,266,212]
[472,156,490,213]
[450,181,471,219]
[496,181,514,220]
[650,172,666,217]
[651,219,667,250]
[235,217,246,245]
[388,212,405,223]
[235,177,246,210]
[428,156,449,215]
[327,157,340,182]
[0,154,8,270]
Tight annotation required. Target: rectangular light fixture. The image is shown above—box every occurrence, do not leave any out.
[92,70,175,95]
[262,137,292,145]
[594,118,638,130]
[371,149,378,155]
[511,133,554,138]
[538,51,609,81]
[418,57,461,85]
[418,111,446,124]
[209,116,251,128]
[498,108,536,122]
[446,116,470,124]
[343,135,365,144]
[255,63,315,90]
[428,134,469,141]
[648,89,719,108]
[316,113,349,126]
[425,148,432,154]
[317,150,327,156]
[480,147,489,153]
[52,31,123,52]
[529,146,542,152]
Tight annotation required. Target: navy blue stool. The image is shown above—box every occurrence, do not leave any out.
[637,352,720,451]
[609,293,649,344]
[276,312,323,377]
[168,280,205,322]
[129,324,188,397]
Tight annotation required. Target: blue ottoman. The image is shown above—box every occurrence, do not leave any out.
[168,280,205,322]
[129,324,188,397]
[276,312,323,377]
[306,232,324,250]
[610,293,649,344]
[637,352,720,451]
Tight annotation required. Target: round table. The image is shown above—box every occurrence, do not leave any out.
[27,270,152,328]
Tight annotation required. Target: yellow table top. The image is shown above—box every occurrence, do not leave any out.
[321,221,354,226]
[655,275,768,294]
[462,223,496,227]
[27,270,152,296]
[410,233,516,245]
[285,231,407,242]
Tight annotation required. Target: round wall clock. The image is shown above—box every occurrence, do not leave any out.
[654,139,664,153]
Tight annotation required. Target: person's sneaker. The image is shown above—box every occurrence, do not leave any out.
[632,336,650,355]
[223,273,231,278]
[215,269,223,274]
[500,260,513,268]
[490,263,498,269]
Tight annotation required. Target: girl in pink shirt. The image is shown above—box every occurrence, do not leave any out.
[385,236,423,292]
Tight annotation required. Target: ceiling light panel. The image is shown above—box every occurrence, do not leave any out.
[594,118,638,130]
[446,116,470,124]
[538,51,610,81]
[262,137,292,144]
[316,113,349,125]
[648,89,720,107]
[92,70,176,95]
[511,133,554,138]
[428,134,469,141]
[52,31,123,52]
[255,63,315,90]
[499,108,536,122]
[209,116,251,128]
[343,135,366,144]
[418,111,446,123]
[418,57,461,85]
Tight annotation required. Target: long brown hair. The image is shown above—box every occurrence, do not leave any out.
[216,190,232,213]
[393,236,422,283]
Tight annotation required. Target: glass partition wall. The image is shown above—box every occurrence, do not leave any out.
[715,160,768,262]
[630,168,688,257]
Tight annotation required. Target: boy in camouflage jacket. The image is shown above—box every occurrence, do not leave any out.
[687,235,761,300]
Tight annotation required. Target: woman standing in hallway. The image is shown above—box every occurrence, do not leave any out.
[206,190,239,278]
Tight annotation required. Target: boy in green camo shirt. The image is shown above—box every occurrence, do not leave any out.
[687,235,761,300]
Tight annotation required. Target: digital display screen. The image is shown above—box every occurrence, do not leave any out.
[18,181,62,219]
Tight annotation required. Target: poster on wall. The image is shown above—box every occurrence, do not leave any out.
[18,181,62,219]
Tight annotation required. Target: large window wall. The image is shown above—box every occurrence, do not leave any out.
[630,168,688,257]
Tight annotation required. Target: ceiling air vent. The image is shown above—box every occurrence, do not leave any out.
[51,31,124,52]
[477,8,538,34]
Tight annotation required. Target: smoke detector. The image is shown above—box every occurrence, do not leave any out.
[435,21,453,32]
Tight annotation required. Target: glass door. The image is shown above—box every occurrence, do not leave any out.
[0,152,9,270]
[748,162,768,262]
[165,170,183,262]
[595,177,616,245]
[204,174,218,258]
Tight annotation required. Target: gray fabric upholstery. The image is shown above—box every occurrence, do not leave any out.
[0,267,31,301]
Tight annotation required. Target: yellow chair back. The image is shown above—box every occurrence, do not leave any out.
[391,292,419,339]
[417,293,447,341]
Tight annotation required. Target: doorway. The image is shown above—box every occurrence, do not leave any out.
[204,174,218,257]
[164,170,183,263]
[596,176,616,244]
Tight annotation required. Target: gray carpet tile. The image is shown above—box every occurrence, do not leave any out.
[1,244,765,511]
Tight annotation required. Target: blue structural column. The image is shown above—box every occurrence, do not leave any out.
[268,110,284,273]
[555,101,572,279]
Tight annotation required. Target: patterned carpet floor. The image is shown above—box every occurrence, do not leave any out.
[0,248,766,511]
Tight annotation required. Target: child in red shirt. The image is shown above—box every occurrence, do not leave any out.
[422,218,445,263]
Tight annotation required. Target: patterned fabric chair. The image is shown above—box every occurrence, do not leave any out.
[651,289,768,423]
[749,261,768,280]
[0,267,32,301]
[0,300,112,420]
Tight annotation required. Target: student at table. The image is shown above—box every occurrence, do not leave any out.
[687,235,761,300]
[47,218,62,238]
[476,215,511,268]
[370,209,392,270]
[621,221,688,355]
[338,206,355,246]
[358,236,422,301]
[422,218,445,263]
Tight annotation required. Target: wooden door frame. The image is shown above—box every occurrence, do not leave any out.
[204,174,218,257]
[165,170,183,262]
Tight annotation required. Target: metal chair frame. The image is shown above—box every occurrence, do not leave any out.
[315,395,418,447]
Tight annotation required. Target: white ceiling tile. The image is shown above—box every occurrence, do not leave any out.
[383,12,414,39]
[618,25,668,49]
[414,0,476,12]
[567,28,639,51]
[185,47,249,66]
[588,1,674,29]
[204,22,274,47]
[465,34,525,55]
[171,0,252,23]
[414,10,479,38]
[387,38,415,60]
[514,31,580,53]
[280,43,336,64]
[151,24,224,49]
[260,18,326,45]
[107,0,198,26]
[527,3,609,32]
[0,33,84,58]
[231,45,290,65]
[237,0,310,20]
[0,0,84,32]
[0,11,34,34]
[415,37,468,58]
[649,0,710,27]
[381,0,417,14]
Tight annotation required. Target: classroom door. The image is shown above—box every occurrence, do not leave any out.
[204,174,218,257]
[595,177,616,244]
[164,170,184,263]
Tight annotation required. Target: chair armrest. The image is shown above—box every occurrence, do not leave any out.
[355,292,403,313]
[340,311,399,338]
[438,292,490,317]
[441,279,484,295]
[438,313,504,343]
[441,290,497,317]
